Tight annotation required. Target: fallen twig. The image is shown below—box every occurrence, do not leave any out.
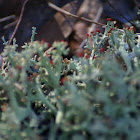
[134,0,140,8]
[43,46,55,57]
[0,15,15,23]
[79,6,103,48]
[3,20,18,29]
[106,0,133,25]
[48,2,105,26]
[8,0,29,46]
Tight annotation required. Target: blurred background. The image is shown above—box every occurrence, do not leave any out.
[0,0,139,54]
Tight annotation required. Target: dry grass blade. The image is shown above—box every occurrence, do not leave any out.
[3,20,18,29]
[0,15,15,23]
[106,0,133,25]
[134,0,140,8]
[80,6,103,48]
[8,0,29,46]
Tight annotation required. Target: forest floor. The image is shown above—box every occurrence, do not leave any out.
[0,0,107,55]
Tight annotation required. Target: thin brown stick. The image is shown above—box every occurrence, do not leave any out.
[48,2,105,26]
[3,20,18,29]
[80,6,103,48]
[0,15,15,23]
[134,0,140,8]
[8,0,29,46]
[43,46,55,57]
[106,0,133,25]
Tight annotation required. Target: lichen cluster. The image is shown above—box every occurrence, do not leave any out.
[0,19,140,139]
